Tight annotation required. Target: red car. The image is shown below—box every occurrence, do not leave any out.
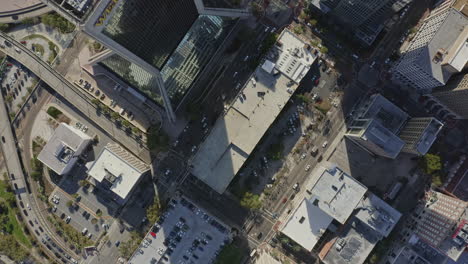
[282,197,288,204]
[314,79,320,85]
[20,40,26,45]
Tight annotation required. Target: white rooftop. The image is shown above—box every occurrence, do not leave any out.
[282,199,333,251]
[354,193,402,238]
[191,29,316,193]
[87,143,149,199]
[37,123,91,175]
[309,164,368,224]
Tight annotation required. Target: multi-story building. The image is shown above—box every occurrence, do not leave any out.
[38,123,92,175]
[86,143,149,205]
[399,117,443,155]
[346,94,442,159]
[310,0,401,46]
[411,190,468,261]
[281,163,401,264]
[429,73,468,119]
[392,0,468,93]
[83,0,250,121]
[191,29,317,194]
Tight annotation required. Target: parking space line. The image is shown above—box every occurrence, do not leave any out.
[53,188,112,220]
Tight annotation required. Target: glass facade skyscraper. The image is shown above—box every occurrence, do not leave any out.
[100,54,164,106]
[160,15,235,107]
[102,0,199,70]
[86,0,239,119]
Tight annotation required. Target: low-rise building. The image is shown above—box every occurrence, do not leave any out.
[86,143,149,204]
[38,123,92,175]
[191,29,317,193]
[281,164,401,264]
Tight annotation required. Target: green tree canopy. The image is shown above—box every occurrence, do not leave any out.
[146,197,162,224]
[423,154,442,174]
[240,192,261,209]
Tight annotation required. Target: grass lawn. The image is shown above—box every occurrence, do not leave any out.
[0,181,31,247]
[31,43,45,57]
[215,243,244,264]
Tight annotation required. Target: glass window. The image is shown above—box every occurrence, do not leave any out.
[102,0,199,69]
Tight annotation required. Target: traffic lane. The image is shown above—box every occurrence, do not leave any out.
[174,25,271,156]
[269,107,344,213]
[0,51,78,263]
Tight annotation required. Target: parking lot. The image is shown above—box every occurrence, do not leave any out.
[49,182,113,240]
[129,197,231,264]
[1,58,38,115]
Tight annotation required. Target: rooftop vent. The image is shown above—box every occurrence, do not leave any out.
[432,48,446,63]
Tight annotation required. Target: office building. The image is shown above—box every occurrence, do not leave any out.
[309,0,401,46]
[346,94,442,159]
[430,73,468,119]
[346,94,409,159]
[191,29,317,194]
[38,123,92,175]
[281,164,401,264]
[83,0,249,121]
[392,0,468,93]
[399,117,443,155]
[86,143,149,204]
[411,190,468,261]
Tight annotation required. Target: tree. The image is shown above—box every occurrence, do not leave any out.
[78,180,87,187]
[41,13,75,34]
[310,19,318,26]
[280,237,290,245]
[21,18,35,25]
[320,46,329,53]
[0,23,9,32]
[146,197,161,223]
[292,245,302,252]
[251,2,264,17]
[30,171,41,181]
[111,112,120,120]
[296,94,311,104]
[240,192,261,209]
[422,154,442,174]
[119,231,142,258]
[146,126,169,152]
[0,234,29,261]
[66,200,73,208]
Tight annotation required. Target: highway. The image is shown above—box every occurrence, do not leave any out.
[0,31,151,163]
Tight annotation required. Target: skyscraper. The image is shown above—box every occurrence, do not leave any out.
[311,0,399,45]
[430,74,468,119]
[392,0,468,93]
[346,94,442,159]
[84,0,249,121]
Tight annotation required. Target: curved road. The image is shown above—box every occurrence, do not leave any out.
[0,80,78,262]
[0,31,150,163]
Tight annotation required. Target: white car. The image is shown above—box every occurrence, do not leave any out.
[292,183,299,191]
[305,165,311,171]
[322,141,328,148]
[301,153,306,159]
